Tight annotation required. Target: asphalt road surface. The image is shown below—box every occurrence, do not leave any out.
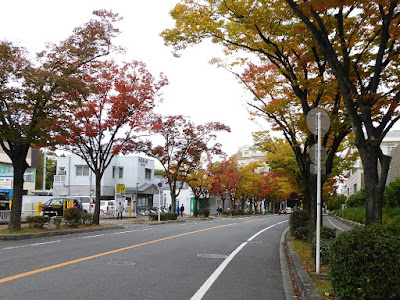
[0,215,290,300]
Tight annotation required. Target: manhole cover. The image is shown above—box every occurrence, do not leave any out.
[107,260,136,266]
[197,254,228,259]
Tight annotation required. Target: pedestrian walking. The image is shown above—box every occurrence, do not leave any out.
[168,204,172,213]
[117,202,124,220]
[180,204,184,217]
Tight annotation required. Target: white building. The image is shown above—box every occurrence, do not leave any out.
[342,130,400,196]
[235,145,269,173]
[53,154,158,208]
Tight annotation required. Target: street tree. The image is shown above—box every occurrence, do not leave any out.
[162,0,351,232]
[142,115,230,213]
[0,10,121,230]
[283,0,400,224]
[237,161,270,213]
[209,158,241,211]
[187,160,213,216]
[56,60,168,224]
[255,134,302,196]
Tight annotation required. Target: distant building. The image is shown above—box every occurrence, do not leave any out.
[0,146,38,198]
[342,130,400,196]
[235,145,269,173]
[53,154,158,208]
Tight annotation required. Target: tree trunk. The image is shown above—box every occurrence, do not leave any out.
[170,186,177,214]
[93,171,102,225]
[8,157,28,230]
[194,197,199,217]
[8,145,29,231]
[359,144,390,224]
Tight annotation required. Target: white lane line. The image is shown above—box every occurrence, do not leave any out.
[326,216,345,232]
[191,219,287,300]
[2,240,61,250]
[30,240,61,247]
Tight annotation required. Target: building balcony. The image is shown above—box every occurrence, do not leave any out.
[54,175,66,183]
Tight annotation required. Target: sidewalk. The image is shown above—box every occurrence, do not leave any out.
[283,214,357,300]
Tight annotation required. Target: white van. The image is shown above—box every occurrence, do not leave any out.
[74,196,94,213]
[100,200,116,216]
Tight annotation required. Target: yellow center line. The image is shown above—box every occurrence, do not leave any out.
[0,218,266,284]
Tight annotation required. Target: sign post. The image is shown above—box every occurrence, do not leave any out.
[306,108,330,274]
[157,182,163,222]
[115,184,126,217]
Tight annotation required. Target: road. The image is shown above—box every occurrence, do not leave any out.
[0,215,290,300]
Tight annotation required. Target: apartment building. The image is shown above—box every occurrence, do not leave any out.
[342,130,400,196]
[53,154,158,208]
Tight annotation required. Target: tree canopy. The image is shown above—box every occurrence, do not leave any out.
[0,10,122,230]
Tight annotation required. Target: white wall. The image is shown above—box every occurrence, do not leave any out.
[53,154,155,197]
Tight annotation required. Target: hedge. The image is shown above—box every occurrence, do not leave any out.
[329,224,400,299]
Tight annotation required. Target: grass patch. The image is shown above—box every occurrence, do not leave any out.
[291,237,337,299]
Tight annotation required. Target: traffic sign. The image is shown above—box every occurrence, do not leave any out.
[309,144,327,164]
[306,108,330,135]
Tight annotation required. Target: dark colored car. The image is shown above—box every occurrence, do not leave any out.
[41,197,82,217]
[0,192,10,210]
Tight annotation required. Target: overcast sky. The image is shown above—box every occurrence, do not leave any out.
[1,0,270,156]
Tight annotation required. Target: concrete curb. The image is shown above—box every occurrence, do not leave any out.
[331,214,362,227]
[0,224,123,240]
[280,227,298,300]
[285,230,322,300]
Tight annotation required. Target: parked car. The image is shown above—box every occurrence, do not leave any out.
[285,207,292,214]
[41,197,82,217]
[0,192,10,210]
[74,196,94,213]
[100,200,116,216]
[278,209,287,215]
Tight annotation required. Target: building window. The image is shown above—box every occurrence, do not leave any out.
[145,168,151,180]
[76,165,89,176]
[118,167,123,178]
[387,145,395,155]
[112,166,116,179]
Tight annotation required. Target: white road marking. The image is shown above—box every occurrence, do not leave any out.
[190,219,288,300]
[326,216,345,231]
[1,240,61,250]
[0,228,153,250]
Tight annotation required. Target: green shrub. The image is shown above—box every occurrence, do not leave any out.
[26,216,51,228]
[384,178,400,207]
[338,207,366,224]
[223,211,231,216]
[329,224,400,299]
[202,208,210,217]
[63,207,82,227]
[346,188,365,208]
[81,213,93,224]
[52,217,63,229]
[289,210,310,240]
[149,212,177,221]
[327,194,346,211]
[312,227,336,264]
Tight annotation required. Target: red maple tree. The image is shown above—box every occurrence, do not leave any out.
[141,115,230,213]
[56,60,168,224]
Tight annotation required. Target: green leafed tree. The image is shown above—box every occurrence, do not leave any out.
[162,0,351,233]
[283,0,400,224]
